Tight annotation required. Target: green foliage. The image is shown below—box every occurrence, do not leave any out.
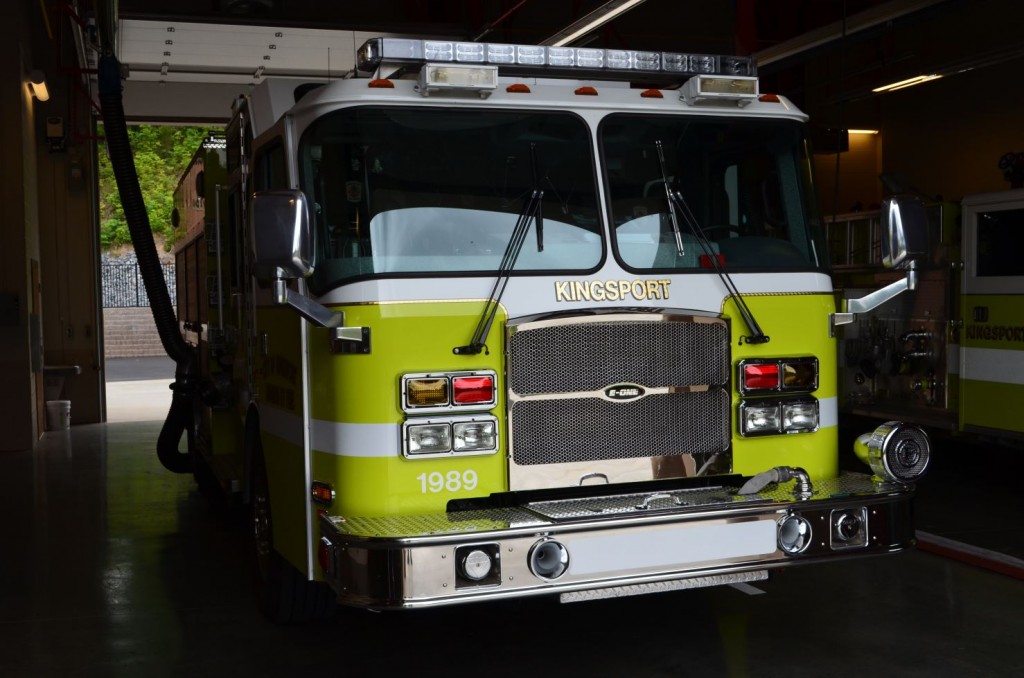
[97,124,219,251]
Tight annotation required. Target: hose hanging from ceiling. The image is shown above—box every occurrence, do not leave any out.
[96,23,196,473]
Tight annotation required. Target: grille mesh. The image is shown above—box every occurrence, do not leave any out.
[511,390,730,465]
[508,319,728,395]
[507,315,730,467]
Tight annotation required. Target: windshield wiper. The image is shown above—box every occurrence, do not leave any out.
[454,143,544,355]
[656,141,687,258]
[655,140,769,345]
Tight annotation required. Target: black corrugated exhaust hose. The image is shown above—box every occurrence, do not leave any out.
[99,54,195,474]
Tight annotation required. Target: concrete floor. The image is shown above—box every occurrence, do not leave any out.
[3,379,1023,676]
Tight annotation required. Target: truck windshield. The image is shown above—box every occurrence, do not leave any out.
[300,107,602,294]
[601,114,825,271]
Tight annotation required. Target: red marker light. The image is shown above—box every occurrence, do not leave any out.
[452,375,495,405]
[744,363,780,390]
[700,254,726,269]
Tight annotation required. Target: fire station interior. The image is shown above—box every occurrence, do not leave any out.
[3,0,1023,675]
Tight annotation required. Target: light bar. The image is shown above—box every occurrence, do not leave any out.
[357,38,755,80]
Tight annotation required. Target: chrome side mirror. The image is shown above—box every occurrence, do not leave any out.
[250,190,313,282]
[831,196,930,334]
[248,190,343,329]
[881,196,928,269]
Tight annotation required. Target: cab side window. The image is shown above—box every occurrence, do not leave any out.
[254,142,287,191]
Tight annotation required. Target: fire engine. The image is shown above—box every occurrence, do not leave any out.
[166,37,933,622]
[830,189,1024,440]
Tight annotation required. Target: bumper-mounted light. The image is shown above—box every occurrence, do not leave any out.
[854,421,931,483]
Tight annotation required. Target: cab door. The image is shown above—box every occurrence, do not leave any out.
[960,189,1024,435]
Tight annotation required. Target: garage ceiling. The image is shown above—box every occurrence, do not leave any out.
[61,0,1023,123]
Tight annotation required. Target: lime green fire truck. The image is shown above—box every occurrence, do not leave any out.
[170,37,932,622]
[830,189,1024,440]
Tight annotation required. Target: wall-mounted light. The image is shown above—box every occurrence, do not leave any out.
[848,129,879,135]
[872,74,942,93]
[29,69,50,102]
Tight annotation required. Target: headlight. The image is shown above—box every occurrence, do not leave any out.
[740,397,818,436]
[403,415,500,458]
[741,401,782,435]
[528,539,570,580]
[407,423,452,454]
[854,421,931,483]
[778,513,812,554]
[453,420,497,452]
[782,399,818,432]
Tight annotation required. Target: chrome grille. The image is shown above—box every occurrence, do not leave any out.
[507,313,730,468]
[509,317,727,395]
[511,390,729,465]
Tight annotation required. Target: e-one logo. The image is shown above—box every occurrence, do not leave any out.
[605,384,646,401]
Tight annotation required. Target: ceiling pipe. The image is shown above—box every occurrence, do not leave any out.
[473,0,531,42]
[753,0,950,69]
[539,0,648,47]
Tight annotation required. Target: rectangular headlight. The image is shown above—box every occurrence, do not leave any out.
[407,424,452,455]
[740,402,782,435]
[783,399,819,432]
[453,419,497,452]
[740,397,819,436]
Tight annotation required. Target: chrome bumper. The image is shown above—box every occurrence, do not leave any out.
[318,472,915,609]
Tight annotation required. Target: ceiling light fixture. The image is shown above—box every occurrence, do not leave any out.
[540,0,647,47]
[28,69,49,101]
[872,74,942,93]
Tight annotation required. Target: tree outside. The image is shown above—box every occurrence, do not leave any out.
[97,124,219,255]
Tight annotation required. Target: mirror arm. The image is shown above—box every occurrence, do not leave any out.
[831,261,918,336]
[272,279,344,329]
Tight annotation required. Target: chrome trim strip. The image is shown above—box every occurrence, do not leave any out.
[507,383,711,404]
[507,309,725,334]
[299,277,315,579]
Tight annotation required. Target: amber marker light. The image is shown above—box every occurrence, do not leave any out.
[311,481,335,506]
[406,378,449,407]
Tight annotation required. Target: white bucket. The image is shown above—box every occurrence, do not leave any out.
[46,400,71,431]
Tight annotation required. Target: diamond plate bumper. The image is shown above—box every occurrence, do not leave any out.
[318,472,916,609]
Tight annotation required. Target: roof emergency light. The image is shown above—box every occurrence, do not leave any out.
[357,38,756,84]
[681,74,759,106]
[417,63,498,97]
